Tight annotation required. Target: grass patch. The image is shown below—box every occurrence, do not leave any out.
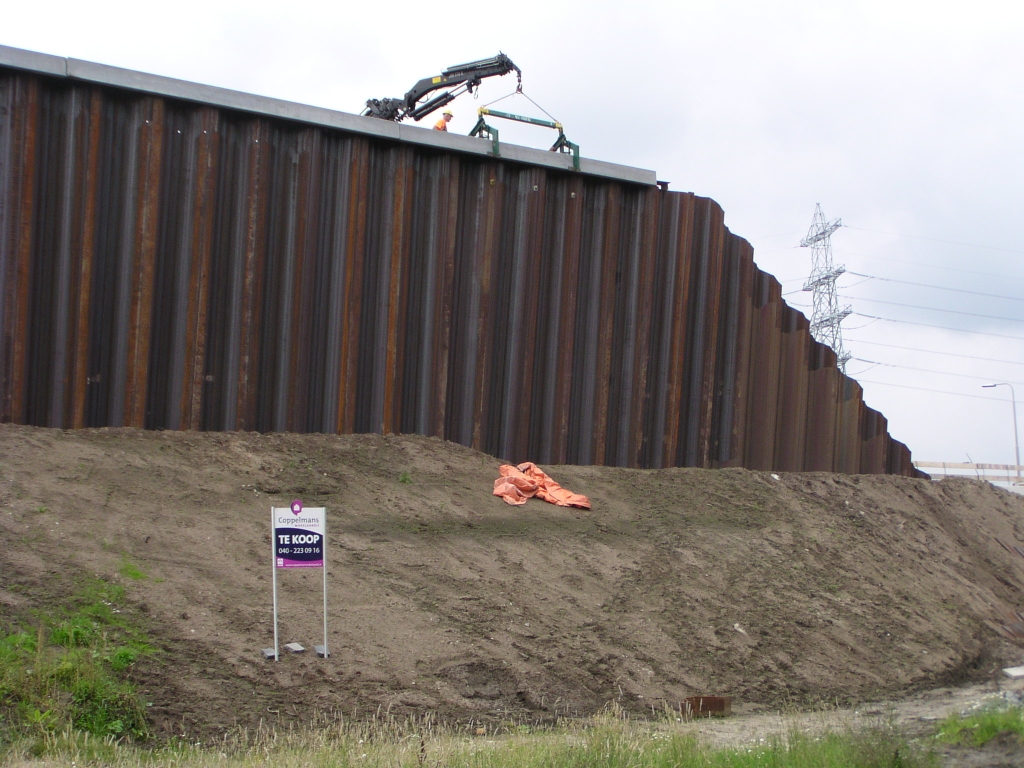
[0,711,934,767]
[436,723,933,768]
[118,557,148,581]
[399,471,412,484]
[0,578,153,746]
[937,703,1024,746]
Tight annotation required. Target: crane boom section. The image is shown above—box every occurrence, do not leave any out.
[364,54,521,123]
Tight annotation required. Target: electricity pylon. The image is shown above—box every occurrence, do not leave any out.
[800,204,851,373]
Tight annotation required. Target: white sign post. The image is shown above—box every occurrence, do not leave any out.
[267,499,328,661]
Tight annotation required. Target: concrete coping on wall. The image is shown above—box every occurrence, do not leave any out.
[0,44,658,187]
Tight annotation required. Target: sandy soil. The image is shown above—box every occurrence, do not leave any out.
[2,424,1024,744]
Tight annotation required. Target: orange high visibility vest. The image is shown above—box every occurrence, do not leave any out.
[434,118,448,131]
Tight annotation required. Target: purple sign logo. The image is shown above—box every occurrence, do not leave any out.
[290,499,303,515]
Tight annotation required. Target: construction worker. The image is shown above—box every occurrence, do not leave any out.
[434,109,453,131]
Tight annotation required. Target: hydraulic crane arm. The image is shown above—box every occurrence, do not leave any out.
[363,54,522,122]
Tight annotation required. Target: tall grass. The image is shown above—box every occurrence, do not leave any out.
[2,710,935,767]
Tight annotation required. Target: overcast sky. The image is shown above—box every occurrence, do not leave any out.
[4,0,1023,479]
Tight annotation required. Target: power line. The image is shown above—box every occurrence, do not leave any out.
[844,319,881,331]
[844,271,1024,304]
[831,248,1024,284]
[789,301,1024,334]
[850,357,1024,387]
[752,230,804,241]
[844,338,1024,367]
[838,295,1024,324]
[764,250,1023,289]
[757,245,802,255]
[846,363,880,377]
[784,274,871,297]
[790,295,1024,328]
[855,379,1011,402]
[760,231,1024,283]
[853,313,1024,341]
[844,225,1024,256]
[843,277,873,289]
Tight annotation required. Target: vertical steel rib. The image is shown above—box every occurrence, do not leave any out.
[646,189,679,468]
[0,77,11,422]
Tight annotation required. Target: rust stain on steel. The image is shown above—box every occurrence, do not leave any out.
[180,108,217,431]
[546,175,583,464]
[743,272,782,470]
[69,87,101,429]
[4,75,38,425]
[0,65,919,475]
[803,344,838,471]
[661,192,695,468]
[696,198,726,469]
[684,696,732,718]
[774,308,810,472]
[123,98,162,428]
[720,237,756,468]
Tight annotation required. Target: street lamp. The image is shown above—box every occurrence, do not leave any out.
[982,383,1021,481]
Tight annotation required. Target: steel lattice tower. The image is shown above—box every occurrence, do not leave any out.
[800,204,852,373]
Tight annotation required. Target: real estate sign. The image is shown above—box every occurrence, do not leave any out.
[273,500,325,568]
[266,500,330,661]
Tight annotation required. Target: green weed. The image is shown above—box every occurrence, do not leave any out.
[118,557,148,581]
[0,578,152,745]
[50,616,97,647]
[937,703,1024,746]
[399,471,412,484]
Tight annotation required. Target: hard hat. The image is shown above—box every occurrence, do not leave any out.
[443,108,453,116]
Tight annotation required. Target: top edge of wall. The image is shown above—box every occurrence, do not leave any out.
[0,44,658,187]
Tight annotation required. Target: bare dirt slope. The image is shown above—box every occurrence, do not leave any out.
[1,425,1023,739]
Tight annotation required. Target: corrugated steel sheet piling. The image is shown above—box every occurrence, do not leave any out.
[0,45,918,475]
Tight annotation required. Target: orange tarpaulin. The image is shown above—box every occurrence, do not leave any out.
[492,462,591,509]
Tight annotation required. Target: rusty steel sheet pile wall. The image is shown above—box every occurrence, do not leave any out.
[0,62,916,475]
